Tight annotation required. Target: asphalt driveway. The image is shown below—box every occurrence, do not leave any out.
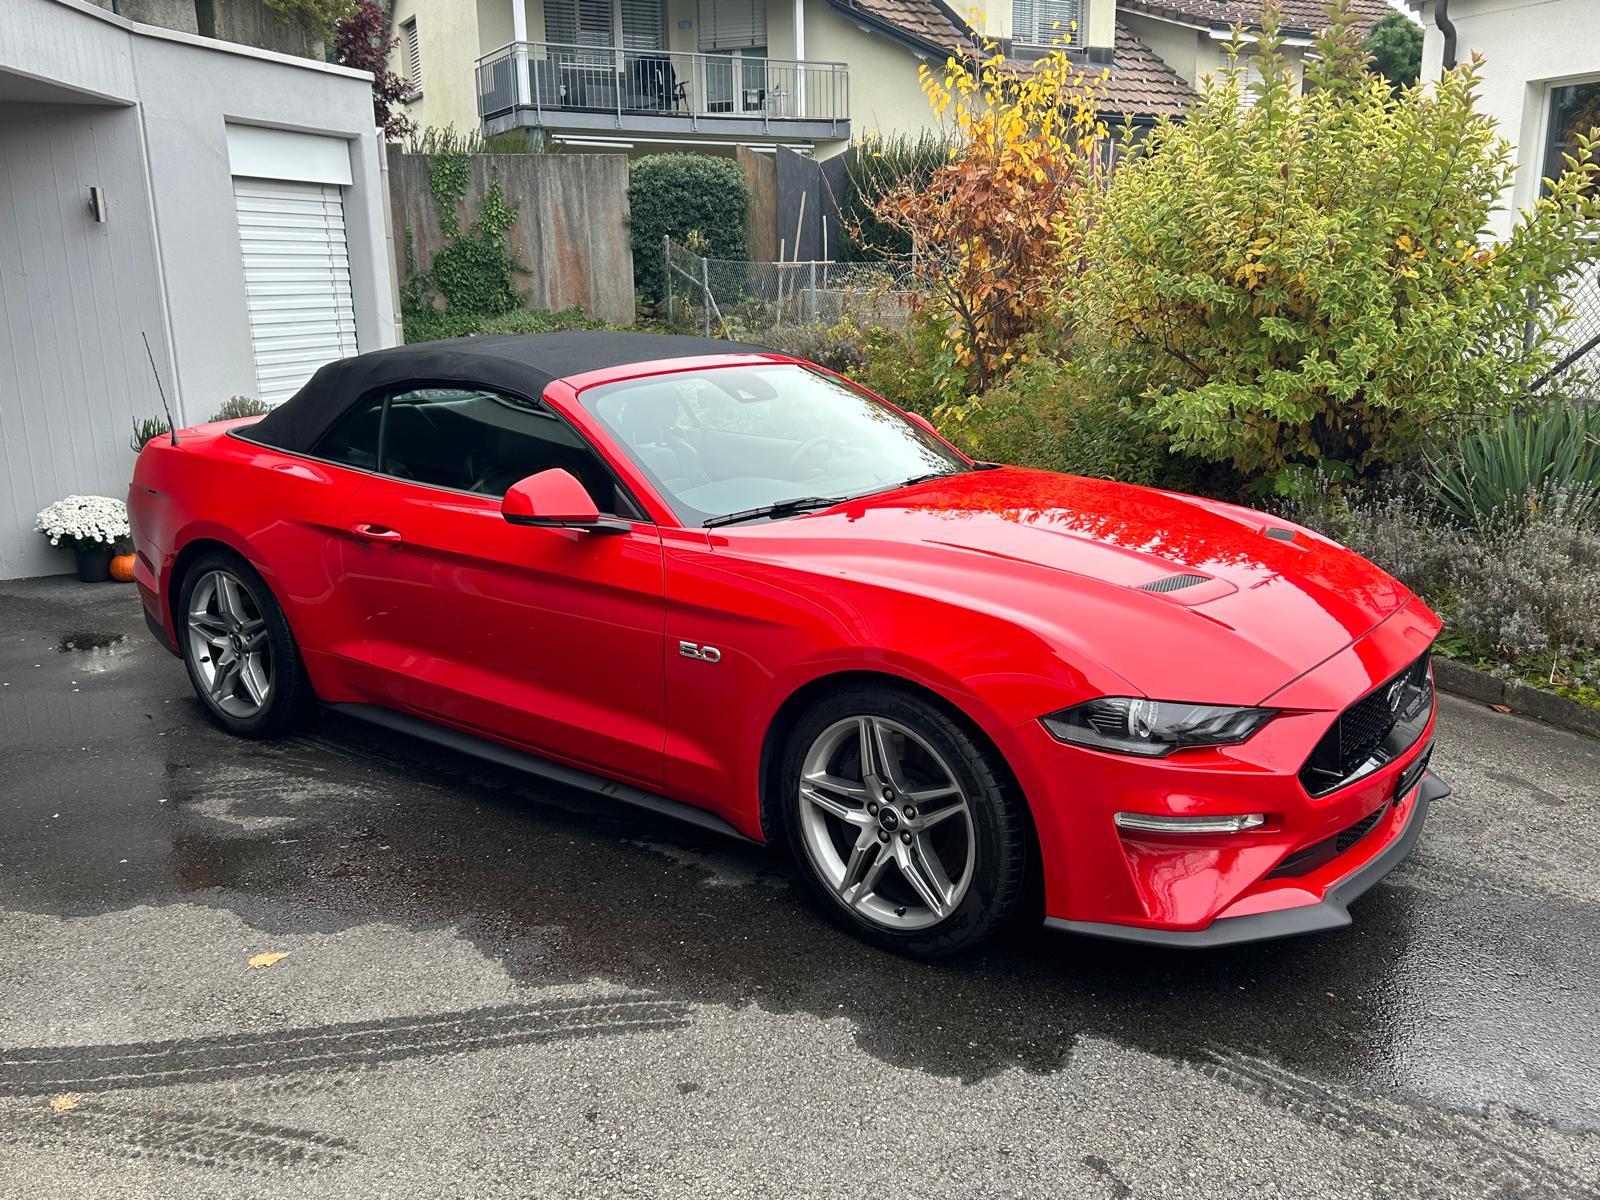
[2,576,1598,1199]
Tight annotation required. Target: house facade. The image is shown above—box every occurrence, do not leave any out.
[0,0,400,579]
[387,0,1395,156]
[1419,0,1599,240]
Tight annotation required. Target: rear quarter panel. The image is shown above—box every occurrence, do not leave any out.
[130,423,367,693]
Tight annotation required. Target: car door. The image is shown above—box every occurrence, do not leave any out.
[322,384,667,786]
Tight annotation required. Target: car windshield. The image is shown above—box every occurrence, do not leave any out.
[579,363,969,526]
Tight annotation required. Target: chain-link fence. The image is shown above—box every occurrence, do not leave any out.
[1535,257,1600,397]
[663,238,917,336]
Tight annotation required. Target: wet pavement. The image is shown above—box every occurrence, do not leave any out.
[1,575,1598,1198]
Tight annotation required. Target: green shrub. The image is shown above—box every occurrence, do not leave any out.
[403,305,601,343]
[1364,10,1422,91]
[210,395,270,421]
[629,155,748,301]
[852,312,964,418]
[942,357,1195,487]
[1447,494,1600,672]
[1286,478,1600,697]
[402,308,489,343]
[1425,403,1600,527]
[130,415,170,450]
[473,305,602,335]
[1069,2,1600,490]
[738,317,871,378]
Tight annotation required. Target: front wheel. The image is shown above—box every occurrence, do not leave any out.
[779,687,1029,957]
[178,550,315,738]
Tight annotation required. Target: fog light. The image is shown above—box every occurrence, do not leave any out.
[1113,812,1267,834]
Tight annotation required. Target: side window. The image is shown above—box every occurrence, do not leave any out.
[315,394,386,471]
[381,386,640,517]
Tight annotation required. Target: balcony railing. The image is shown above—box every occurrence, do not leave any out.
[476,41,849,131]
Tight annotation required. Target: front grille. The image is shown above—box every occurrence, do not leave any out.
[1298,650,1434,797]
[1268,741,1432,879]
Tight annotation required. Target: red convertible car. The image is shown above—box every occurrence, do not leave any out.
[130,333,1447,956]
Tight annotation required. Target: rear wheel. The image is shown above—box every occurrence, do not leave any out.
[780,686,1028,957]
[178,551,314,738]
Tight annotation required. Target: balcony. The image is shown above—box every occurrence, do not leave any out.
[476,41,849,146]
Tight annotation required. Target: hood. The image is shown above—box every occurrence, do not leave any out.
[719,467,1416,706]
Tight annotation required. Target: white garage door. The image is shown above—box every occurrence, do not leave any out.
[232,178,359,405]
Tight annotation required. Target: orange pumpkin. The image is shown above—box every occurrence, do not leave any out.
[109,553,136,583]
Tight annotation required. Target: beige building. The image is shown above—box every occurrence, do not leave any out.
[384,0,1396,157]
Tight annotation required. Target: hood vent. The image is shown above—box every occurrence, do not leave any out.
[1139,572,1210,594]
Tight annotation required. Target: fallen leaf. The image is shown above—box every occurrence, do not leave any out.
[248,951,290,969]
[49,1093,81,1113]
[1490,704,1511,714]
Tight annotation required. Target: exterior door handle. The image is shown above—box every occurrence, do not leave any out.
[350,522,403,543]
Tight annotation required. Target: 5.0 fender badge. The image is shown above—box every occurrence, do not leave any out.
[678,641,722,664]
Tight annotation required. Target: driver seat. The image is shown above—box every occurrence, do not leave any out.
[614,389,709,492]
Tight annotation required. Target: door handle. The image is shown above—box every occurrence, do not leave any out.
[350,522,403,543]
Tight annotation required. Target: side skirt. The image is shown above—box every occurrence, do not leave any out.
[326,702,759,845]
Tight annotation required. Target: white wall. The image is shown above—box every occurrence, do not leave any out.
[1420,0,1600,239]
[0,102,172,580]
[0,0,397,578]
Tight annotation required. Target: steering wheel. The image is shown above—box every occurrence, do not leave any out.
[786,434,844,475]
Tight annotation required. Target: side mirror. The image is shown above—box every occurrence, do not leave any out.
[904,411,940,437]
[502,468,628,533]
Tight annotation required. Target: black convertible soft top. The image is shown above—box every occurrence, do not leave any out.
[244,331,773,453]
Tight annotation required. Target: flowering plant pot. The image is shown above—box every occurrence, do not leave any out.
[75,545,114,583]
[35,495,131,582]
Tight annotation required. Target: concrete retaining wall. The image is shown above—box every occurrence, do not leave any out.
[389,149,635,328]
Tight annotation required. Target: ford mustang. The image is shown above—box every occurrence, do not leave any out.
[129,332,1447,956]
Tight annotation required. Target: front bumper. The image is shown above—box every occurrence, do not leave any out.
[1003,596,1444,943]
[1046,770,1448,947]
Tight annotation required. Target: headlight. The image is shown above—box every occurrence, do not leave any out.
[1041,698,1276,757]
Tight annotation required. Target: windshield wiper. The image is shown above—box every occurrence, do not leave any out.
[703,495,849,528]
[895,471,958,488]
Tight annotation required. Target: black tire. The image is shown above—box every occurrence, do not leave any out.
[177,549,316,738]
[778,685,1030,958]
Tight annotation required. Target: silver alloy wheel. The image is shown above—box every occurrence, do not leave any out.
[797,715,976,931]
[186,569,272,719]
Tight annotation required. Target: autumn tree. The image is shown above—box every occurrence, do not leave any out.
[868,47,1109,392]
[332,0,413,140]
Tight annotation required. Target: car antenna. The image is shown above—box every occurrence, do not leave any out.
[142,330,179,446]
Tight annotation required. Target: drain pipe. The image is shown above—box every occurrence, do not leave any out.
[1435,0,1457,73]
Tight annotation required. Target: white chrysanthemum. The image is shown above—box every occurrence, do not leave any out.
[35,495,130,549]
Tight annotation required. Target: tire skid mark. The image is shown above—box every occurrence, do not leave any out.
[1200,1050,1600,1199]
[0,997,690,1097]
[0,1099,353,1174]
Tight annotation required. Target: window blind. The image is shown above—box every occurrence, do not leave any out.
[403,19,421,88]
[1011,0,1082,46]
[698,0,767,50]
[621,0,665,49]
[545,0,615,48]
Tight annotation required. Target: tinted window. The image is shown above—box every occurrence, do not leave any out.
[315,395,385,471]
[581,364,969,525]
[316,386,639,517]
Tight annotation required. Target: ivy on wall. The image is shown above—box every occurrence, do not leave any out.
[401,150,525,332]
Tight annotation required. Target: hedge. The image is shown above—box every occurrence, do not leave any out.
[628,154,748,301]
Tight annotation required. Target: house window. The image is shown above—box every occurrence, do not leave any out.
[545,0,664,50]
[698,0,767,50]
[1011,0,1083,47]
[401,18,421,94]
[1542,80,1600,197]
